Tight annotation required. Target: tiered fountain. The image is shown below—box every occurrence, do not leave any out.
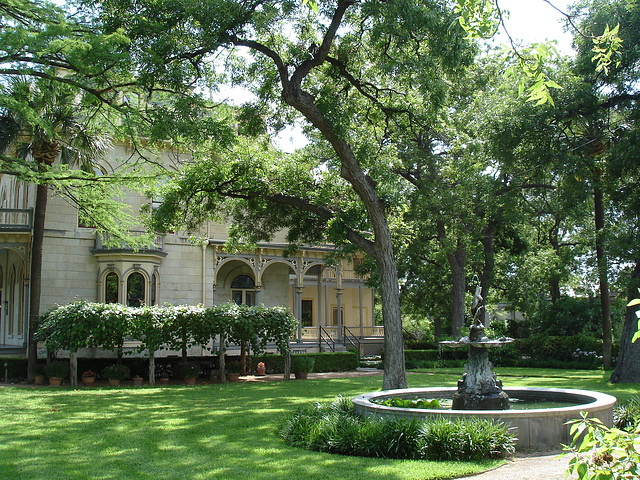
[353,283,616,450]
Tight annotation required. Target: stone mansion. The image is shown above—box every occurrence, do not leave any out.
[0,143,383,359]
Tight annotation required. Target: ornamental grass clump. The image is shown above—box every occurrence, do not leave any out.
[280,397,515,462]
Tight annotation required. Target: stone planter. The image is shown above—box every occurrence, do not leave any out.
[294,371,308,380]
[34,375,45,385]
[108,378,121,387]
[133,376,143,386]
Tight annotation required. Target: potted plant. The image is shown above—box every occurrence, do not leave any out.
[103,364,130,386]
[45,361,69,386]
[33,363,46,385]
[180,363,201,385]
[226,361,242,382]
[81,370,97,385]
[132,374,143,386]
[156,363,172,385]
[292,356,315,380]
[255,361,266,376]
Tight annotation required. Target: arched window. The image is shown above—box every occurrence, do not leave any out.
[127,272,145,307]
[231,274,255,306]
[105,272,119,304]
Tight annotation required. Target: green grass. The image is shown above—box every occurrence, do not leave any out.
[0,376,497,480]
[1,369,636,480]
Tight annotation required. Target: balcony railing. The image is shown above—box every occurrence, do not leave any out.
[93,231,165,253]
[0,208,33,232]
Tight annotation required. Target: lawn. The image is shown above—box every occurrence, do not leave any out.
[0,369,635,480]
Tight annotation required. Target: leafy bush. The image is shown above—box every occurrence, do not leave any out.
[280,397,515,462]
[103,364,130,380]
[374,397,441,409]
[44,361,69,379]
[564,412,640,479]
[613,396,640,431]
[291,355,315,373]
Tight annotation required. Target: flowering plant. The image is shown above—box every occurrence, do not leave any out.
[257,362,265,369]
[82,370,96,378]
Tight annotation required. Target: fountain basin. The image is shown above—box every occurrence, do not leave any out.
[352,387,616,450]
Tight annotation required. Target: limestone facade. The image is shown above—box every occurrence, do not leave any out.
[0,144,382,356]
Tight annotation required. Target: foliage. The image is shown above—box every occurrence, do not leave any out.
[179,363,201,379]
[291,355,315,373]
[613,396,640,432]
[103,364,130,380]
[373,397,441,410]
[280,397,515,462]
[226,362,242,374]
[37,302,297,357]
[564,412,640,480]
[44,361,69,379]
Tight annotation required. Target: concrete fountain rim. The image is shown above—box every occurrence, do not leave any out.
[352,386,617,417]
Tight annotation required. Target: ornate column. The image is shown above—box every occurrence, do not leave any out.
[296,286,303,342]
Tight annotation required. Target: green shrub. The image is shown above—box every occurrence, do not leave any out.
[613,396,640,431]
[280,397,515,462]
[291,355,315,373]
[103,364,130,380]
[44,361,69,379]
[565,412,640,479]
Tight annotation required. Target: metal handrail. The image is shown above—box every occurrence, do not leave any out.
[343,325,361,356]
[319,325,335,352]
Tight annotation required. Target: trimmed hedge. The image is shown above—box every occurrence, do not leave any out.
[252,352,358,374]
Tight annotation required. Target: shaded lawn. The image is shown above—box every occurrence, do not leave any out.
[1,369,635,480]
[0,375,497,480]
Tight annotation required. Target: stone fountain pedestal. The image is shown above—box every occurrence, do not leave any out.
[441,310,513,410]
[451,344,510,410]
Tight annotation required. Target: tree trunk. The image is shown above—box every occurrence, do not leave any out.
[447,243,467,339]
[610,261,640,383]
[593,179,612,368]
[27,183,48,382]
[282,80,407,390]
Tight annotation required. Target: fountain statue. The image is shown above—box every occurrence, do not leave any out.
[440,281,513,410]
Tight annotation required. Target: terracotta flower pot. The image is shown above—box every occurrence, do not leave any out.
[133,376,143,386]
[294,371,308,380]
[34,375,45,385]
[159,377,170,385]
[256,367,266,376]
[184,377,196,385]
[226,373,240,383]
[49,377,62,386]
[82,377,96,385]
[108,378,121,386]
